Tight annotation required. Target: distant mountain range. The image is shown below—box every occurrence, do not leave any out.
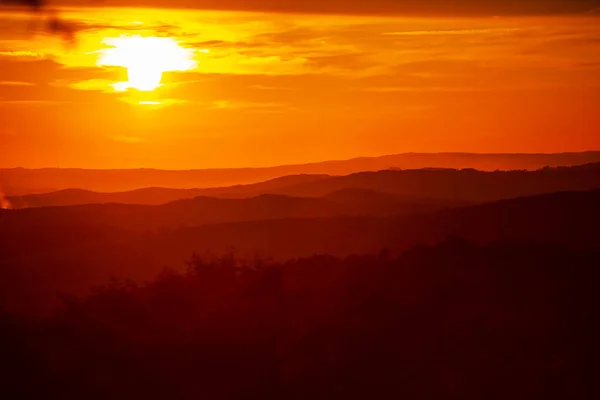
[2,151,600,194]
[7,161,600,207]
[5,174,332,207]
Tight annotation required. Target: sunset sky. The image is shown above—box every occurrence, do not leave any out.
[0,0,599,169]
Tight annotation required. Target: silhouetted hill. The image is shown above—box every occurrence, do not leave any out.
[5,175,331,207]
[323,188,466,206]
[1,190,455,233]
[164,189,600,258]
[273,162,600,202]
[6,162,600,207]
[195,174,332,198]
[5,188,206,208]
[1,189,599,315]
[2,151,599,194]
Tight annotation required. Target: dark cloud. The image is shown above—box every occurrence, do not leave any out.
[87,0,600,16]
[0,58,122,104]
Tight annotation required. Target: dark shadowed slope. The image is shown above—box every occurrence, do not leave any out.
[2,151,599,194]
[1,190,457,233]
[323,188,465,206]
[3,239,598,399]
[166,188,600,259]
[1,189,599,315]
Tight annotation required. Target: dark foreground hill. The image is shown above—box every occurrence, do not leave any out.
[2,239,597,399]
[1,189,599,316]
[2,151,599,194]
[6,161,600,207]
[161,188,600,257]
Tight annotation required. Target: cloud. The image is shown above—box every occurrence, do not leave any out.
[360,86,490,93]
[94,1,600,16]
[51,78,191,107]
[206,100,294,113]
[407,72,461,79]
[359,82,579,93]
[382,28,523,36]
[1,7,599,110]
[0,81,34,86]
[0,99,69,106]
[117,97,188,107]
[574,61,600,68]
[248,84,297,90]
[53,78,116,93]
[0,51,43,59]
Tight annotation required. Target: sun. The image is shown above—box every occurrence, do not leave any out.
[97,35,196,91]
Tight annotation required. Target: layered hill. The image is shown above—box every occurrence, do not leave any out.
[7,162,600,207]
[271,162,600,202]
[2,151,600,194]
[1,188,599,315]
[5,174,331,207]
[0,191,462,233]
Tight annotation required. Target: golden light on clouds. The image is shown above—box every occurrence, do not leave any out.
[97,35,197,92]
[0,7,599,169]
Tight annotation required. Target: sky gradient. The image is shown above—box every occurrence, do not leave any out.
[0,2,599,169]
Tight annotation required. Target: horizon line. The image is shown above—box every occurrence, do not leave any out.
[1,150,599,172]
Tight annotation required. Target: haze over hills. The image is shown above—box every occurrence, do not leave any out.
[5,174,332,208]
[0,191,464,232]
[2,151,600,195]
[7,161,600,207]
[1,159,600,333]
[1,188,599,315]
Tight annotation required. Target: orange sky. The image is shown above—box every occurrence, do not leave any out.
[0,4,599,169]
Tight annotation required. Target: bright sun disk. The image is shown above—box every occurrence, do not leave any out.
[97,35,196,92]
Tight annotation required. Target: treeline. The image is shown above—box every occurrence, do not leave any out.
[1,239,598,399]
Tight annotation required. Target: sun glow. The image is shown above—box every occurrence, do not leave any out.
[97,35,196,91]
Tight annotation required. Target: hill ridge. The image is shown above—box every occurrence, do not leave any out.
[3,152,600,194]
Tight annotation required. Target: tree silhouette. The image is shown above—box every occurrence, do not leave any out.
[1,239,597,399]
